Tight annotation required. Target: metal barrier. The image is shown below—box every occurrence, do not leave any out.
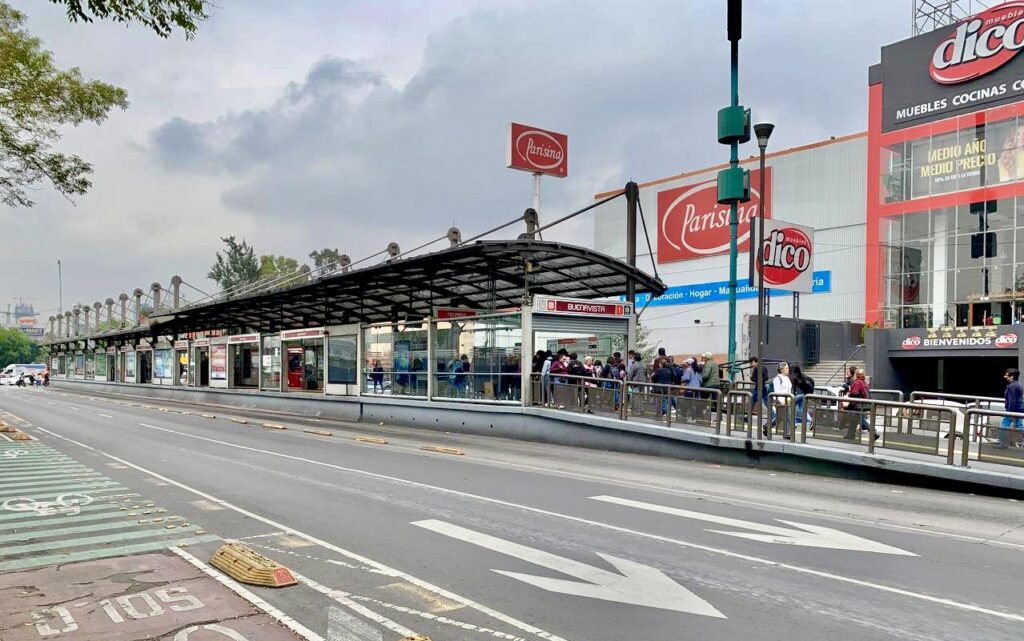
[623,382,722,433]
[803,393,960,463]
[531,373,624,418]
[723,389,753,437]
[908,390,1002,408]
[766,392,796,440]
[963,408,1024,468]
[869,389,904,403]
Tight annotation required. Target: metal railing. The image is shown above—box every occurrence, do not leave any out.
[963,408,1024,468]
[766,392,796,440]
[869,389,904,403]
[623,381,722,433]
[908,390,1003,407]
[803,393,960,463]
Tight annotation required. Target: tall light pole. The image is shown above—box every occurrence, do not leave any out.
[57,259,63,315]
[753,122,774,433]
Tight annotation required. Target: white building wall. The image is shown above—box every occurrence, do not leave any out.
[593,134,868,356]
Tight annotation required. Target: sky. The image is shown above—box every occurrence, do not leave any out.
[0,0,908,324]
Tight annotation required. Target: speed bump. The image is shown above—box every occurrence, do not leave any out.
[303,429,332,436]
[420,445,464,456]
[356,436,388,445]
[230,417,250,425]
[9,430,32,441]
[0,421,15,433]
[201,413,217,419]
[263,423,287,430]
[209,542,297,588]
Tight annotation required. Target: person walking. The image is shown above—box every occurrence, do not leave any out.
[846,368,880,440]
[748,356,769,415]
[998,367,1024,449]
[790,364,815,428]
[770,362,794,438]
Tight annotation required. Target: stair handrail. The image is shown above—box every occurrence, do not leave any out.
[824,343,865,386]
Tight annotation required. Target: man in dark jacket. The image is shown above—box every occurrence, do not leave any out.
[999,368,1024,448]
[748,356,769,411]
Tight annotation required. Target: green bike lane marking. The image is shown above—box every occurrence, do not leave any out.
[0,501,134,522]
[0,534,222,572]
[0,509,129,531]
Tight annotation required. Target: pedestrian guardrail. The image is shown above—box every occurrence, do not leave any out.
[623,381,722,433]
[908,390,1003,408]
[766,392,796,440]
[531,373,624,418]
[723,389,753,437]
[963,408,1024,468]
[869,389,904,403]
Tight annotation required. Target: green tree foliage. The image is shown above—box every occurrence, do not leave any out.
[207,236,260,292]
[0,4,129,207]
[50,0,207,39]
[258,254,300,281]
[0,326,35,366]
[309,248,342,270]
[634,321,658,364]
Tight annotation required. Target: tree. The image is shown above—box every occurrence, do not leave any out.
[309,248,342,272]
[207,236,260,292]
[258,254,300,281]
[634,321,659,364]
[0,4,129,207]
[50,0,208,39]
[0,326,35,367]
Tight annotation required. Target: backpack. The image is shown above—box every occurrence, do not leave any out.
[800,375,815,394]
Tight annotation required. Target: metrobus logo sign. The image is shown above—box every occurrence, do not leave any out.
[930,2,1024,85]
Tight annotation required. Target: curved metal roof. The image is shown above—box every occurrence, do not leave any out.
[47,240,665,347]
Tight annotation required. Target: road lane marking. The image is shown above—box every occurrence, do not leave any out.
[98,413,113,418]
[87,420,1024,624]
[171,546,325,641]
[287,568,418,638]
[590,495,916,555]
[34,424,572,641]
[413,519,725,618]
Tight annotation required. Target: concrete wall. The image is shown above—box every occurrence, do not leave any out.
[756,317,864,365]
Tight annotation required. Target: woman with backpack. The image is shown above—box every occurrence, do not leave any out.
[790,364,815,429]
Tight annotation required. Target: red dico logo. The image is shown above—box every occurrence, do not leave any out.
[902,336,921,350]
[995,333,1018,348]
[930,2,1024,84]
[657,168,770,263]
[760,227,812,286]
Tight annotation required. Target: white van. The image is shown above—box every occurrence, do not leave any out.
[0,363,47,385]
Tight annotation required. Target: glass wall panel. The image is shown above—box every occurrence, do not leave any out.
[433,314,521,401]
[363,324,428,396]
[261,335,281,390]
[327,335,357,385]
[154,349,172,380]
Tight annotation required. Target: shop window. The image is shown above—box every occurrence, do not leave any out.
[283,338,325,392]
[433,314,521,401]
[880,143,909,203]
[988,116,1024,185]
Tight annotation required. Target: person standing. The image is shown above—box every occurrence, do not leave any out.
[770,362,794,438]
[700,352,719,390]
[748,356,769,413]
[628,353,647,383]
[789,364,815,428]
[998,368,1024,449]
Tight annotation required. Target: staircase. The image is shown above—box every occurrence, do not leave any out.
[801,360,864,387]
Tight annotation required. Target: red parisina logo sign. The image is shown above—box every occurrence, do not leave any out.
[930,2,1024,84]
[506,122,568,178]
[757,218,815,293]
[657,167,771,263]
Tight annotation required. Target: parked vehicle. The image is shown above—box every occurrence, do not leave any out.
[1,363,47,386]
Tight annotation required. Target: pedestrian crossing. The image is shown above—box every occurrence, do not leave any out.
[0,441,219,572]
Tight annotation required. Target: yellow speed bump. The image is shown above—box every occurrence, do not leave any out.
[9,431,32,441]
[402,636,433,641]
[420,445,464,456]
[230,417,250,425]
[303,429,332,437]
[201,414,216,419]
[0,421,15,433]
[210,542,297,588]
[356,436,388,445]
[263,423,287,430]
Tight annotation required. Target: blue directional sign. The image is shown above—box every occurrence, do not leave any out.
[631,270,832,308]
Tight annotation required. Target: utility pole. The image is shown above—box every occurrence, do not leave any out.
[57,259,63,315]
[718,0,752,378]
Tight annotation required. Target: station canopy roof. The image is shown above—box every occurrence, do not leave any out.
[49,240,666,346]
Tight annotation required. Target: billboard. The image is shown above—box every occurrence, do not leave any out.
[630,270,832,307]
[657,168,771,263]
[879,2,1024,131]
[506,122,568,177]
[755,219,815,293]
[210,344,227,380]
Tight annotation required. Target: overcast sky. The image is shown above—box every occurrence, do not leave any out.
[1,0,907,322]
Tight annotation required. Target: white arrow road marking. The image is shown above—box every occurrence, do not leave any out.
[412,519,725,618]
[591,495,916,556]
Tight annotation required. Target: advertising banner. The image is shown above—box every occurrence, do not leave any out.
[880,2,1024,131]
[657,167,771,263]
[210,344,227,380]
[125,352,136,380]
[506,122,568,177]
[889,247,922,304]
[754,219,815,293]
[631,271,831,307]
[153,349,171,379]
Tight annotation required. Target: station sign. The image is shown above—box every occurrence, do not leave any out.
[506,122,568,177]
[433,307,482,319]
[226,333,260,344]
[657,167,771,263]
[534,296,633,317]
[106,347,116,354]
[192,338,210,347]
[280,328,324,340]
[174,340,189,349]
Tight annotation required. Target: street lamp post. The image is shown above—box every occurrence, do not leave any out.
[754,122,774,434]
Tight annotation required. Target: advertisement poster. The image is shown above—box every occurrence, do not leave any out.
[125,352,136,380]
[754,218,815,293]
[153,349,172,379]
[211,344,227,380]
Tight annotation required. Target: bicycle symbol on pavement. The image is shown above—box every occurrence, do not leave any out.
[1,448,29,459]
[1,493,94,516]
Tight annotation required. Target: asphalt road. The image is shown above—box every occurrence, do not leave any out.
[2,384,1023,641]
